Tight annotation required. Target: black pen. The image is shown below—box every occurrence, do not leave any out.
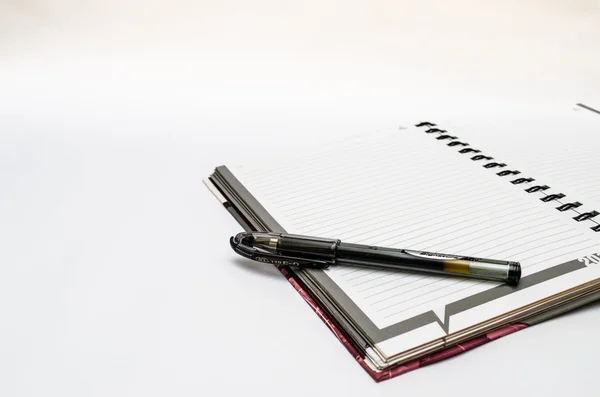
[230,232,521,285]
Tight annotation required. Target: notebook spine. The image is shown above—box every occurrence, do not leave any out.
[415,122,600,232]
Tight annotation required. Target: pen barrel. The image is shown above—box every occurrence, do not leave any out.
[277,234,340,261]
[335,243,521,285]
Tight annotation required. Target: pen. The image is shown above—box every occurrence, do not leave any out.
[230,232,521,285]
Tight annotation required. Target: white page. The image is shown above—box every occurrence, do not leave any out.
[230,125,600,330]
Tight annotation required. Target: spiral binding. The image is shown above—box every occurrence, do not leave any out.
[415,122,600,232]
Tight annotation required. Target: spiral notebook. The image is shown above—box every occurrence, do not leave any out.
[205,103,600,381]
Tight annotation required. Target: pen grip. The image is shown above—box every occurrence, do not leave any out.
[277,234,340,261]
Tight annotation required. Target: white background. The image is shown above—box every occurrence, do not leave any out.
[1,1,600,396]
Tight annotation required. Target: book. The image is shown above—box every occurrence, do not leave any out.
[204,103,600,382]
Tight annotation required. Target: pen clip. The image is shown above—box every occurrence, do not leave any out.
[229,237,332,269]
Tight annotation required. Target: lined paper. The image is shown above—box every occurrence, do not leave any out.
[232,126,600,329]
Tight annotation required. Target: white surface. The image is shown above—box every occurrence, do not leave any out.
[2,1,600,396]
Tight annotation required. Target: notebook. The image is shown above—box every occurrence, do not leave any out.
[204,103,600,382]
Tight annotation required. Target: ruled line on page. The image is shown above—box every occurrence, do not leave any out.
[283,168,484,223]
[525,153,597,175]
[434,217,561,254]
[254,141,481,206]
[374,203,535,248]
[304,186,518,241]
[363,275,432,300]
[266,150,477,209]
[287,176,499,228]
[307,191,517,239]
[354,271,399,288]
[357,273,414,292]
